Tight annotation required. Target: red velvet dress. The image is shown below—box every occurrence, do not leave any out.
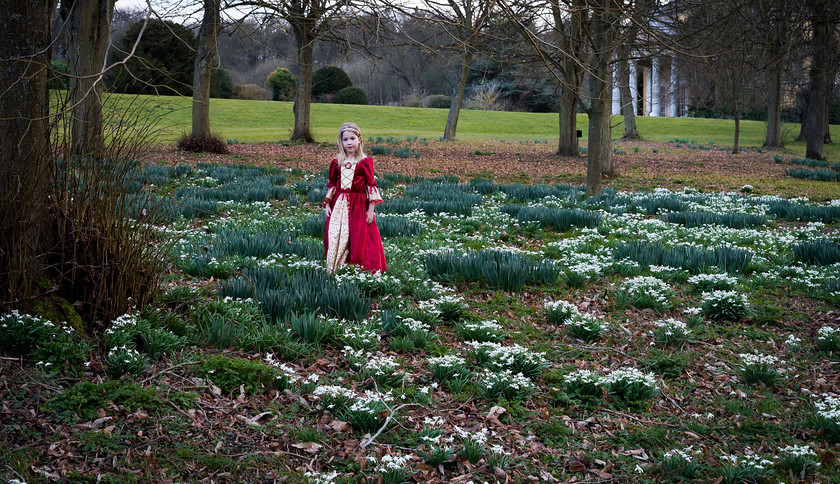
[323,157,387,273]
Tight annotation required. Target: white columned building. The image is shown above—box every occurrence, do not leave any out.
[650,57,660,116]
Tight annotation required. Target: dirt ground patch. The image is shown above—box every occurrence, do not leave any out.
[144,139,840,200]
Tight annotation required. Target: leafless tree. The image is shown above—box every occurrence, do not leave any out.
[232,0,363,142]
[193,0,222,139]
[58,0,116,157]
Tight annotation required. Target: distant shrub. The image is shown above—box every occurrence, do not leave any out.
[464,82,507,111]
[333,86,368,105]
[50,59,68,90]
[266,67,296,101]
[312,66,352,98]
[176,133,229,154]
[234,84,270,100]
[423,94,452,109]
[401,88,425,107]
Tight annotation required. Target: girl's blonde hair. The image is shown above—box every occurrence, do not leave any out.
[337,122,365,162]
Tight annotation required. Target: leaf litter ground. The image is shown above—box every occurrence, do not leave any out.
[2,139,840,483]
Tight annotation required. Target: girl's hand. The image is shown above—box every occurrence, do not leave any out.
[366,207,375,224]
[325,205,332,218]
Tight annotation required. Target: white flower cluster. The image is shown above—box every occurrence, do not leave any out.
[620,276,672,302]
[454,425,489,445]
[341,346,368,366]
[649,265,687,276]
[814,393,840,422]
[368,453,413,472]
[105,313,140,335]
[567,260,604,278]
[365,355,400,375]
[428,354,468,369]
[339,321,381,348]
[601,367,658,389]
[701,290,750,308]
[544,300,579,314]
[304,470,340,484]
[347,390,394,414]
[399,317,431,333]
[817,326,840,341]
[416,299,443,317]
[738,352,781,368]
[478,369,534,391]
[562,369,600,385]
[263,354,301,383]
[107,345,143,363]
[424,416,445,427]
[428,294,465,306]
[565,312,610,332]
[312,385,356,402]
[0,310,65,333]
[653,318,689,335]
[460,320,503,333]
[719,453,774,470]
[785,334,803,348]
[778,444,817,459]
[688,273,738,288]
[663,445,700,462]
[467,341,547,369]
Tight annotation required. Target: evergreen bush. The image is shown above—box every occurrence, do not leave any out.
[266,67,296,101]
[333,86,368,105]
[311,66,352,99]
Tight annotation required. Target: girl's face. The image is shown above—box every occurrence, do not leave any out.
[341,131,360,157]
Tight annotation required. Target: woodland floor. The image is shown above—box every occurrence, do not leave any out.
[2,138,840,484]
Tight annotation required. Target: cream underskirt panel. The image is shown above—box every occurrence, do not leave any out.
[325,194,350,273]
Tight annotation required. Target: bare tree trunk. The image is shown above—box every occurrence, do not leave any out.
[586,101,611,196]
[291,26,314,143]
[618,59,639,139]
[590,70,614,181]
[764,57,784,147]
[557,90,579,156]
[825,69,835,144]
[732,111,740,154]
[803,18,830,160]
[796,89,808,142]
[192,0,220,139]
[585,0,618,196]
[444,51,471,140]
[617,44,639,139]
[0,0,59,300]
[60,0,114,158]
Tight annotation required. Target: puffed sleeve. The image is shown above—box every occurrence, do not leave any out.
[323,159,338,206]
[362,158,383,205]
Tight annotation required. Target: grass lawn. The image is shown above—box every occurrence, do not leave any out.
[97,92,840,162]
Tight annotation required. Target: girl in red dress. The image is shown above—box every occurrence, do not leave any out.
[323,122,387,273]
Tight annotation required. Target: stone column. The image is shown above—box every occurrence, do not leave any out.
[629,61,639,115]
[669,56,679,117]
[612,64,621,115]
[650,57,660,116]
